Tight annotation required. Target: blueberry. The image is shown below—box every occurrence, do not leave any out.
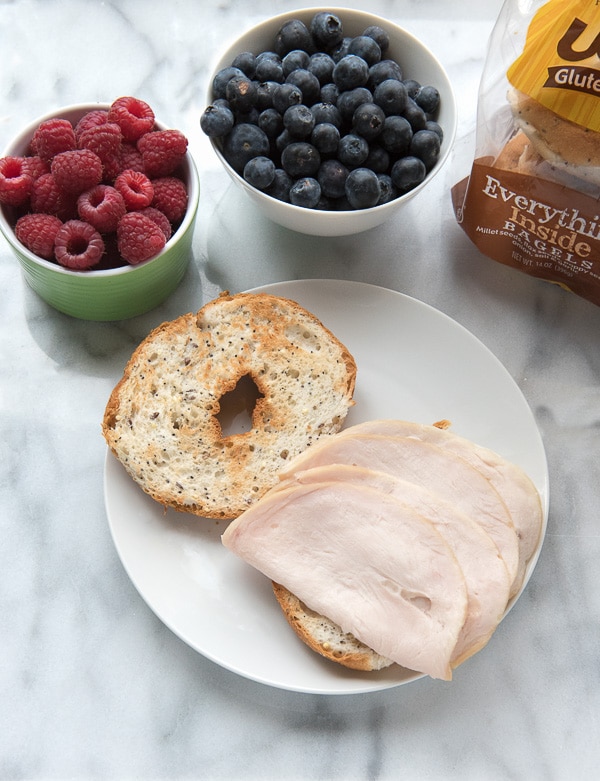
[415,85,440,116]
[363,25,389,53]
[316,195,336,210]
[275,128,294,153]
[225,75,258,113]
[256,81,280,110]
[376,173,397,204]
[403,79,421,99]
[337,133,369,168]
[265,168,293,202]
[223,123,270,173]
[255,54,284,83]
[390,156,427,193]
[258,107,283,138]
[425,120,444,142]
[285,68,321,106]
[318,158,348,198]
[364,144,390,174]
[310,122,340,155]
[308,52,335,85]
[384,119,412,151]
[410,129,441,171]
[402,97,428,131]
[272,82,303,114]
[368,60,403,90]
[231,51,256,78]
[380,115,412,154]
[333,54,370,91]
[282,49,310,76]
[352,102,385,140]
[234,107,259,126]
[330,37,352,63]
[320,82,340,104]
[200,103,234,137]
[281,141,321,177]
[256,51,280,63]
[345,167,381,209]
[348,36,381,67]
[283,104,315,138]
[311,11,344,50]
[337,86,373,123]
[311,101,342,127]
[275,19,314,57]
[373,78,408,116]
[212,66,245,99]
[289,176,321,208]
[243,156,276,189]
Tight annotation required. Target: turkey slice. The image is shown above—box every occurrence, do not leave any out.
[222,480,468,680]
[276,464,512,666]
[277,434,520,587]
[335,419,543,594]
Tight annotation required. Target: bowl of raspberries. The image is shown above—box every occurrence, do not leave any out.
[200,8,456,236]
[0,97,199,320]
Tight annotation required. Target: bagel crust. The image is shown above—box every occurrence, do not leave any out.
[102,291,356,519]
[272,582,394,672]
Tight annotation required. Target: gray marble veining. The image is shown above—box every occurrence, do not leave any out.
[1,1,599,779]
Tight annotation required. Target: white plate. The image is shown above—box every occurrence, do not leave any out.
[104,280,549,695]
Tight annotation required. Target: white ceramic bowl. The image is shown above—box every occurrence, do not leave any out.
[207,8,456,236]
[0,103,200,321]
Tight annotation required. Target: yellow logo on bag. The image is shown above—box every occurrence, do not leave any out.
[507,0,600,132]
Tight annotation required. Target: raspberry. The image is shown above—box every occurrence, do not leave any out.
[54,219,104,269]
[139,206,172,240]
[78,122,122,165]
[151,176,188,223]
[30,118,77,161]
[101,154,121,183]
[114,169,154,210]
[23,155,50,181]
[15,213,63,259]
[137,129,188,177]
[30,173,78,220]
[117,142,144,174]
[117,211,166,264]
[0,156,33,206]
[77,184,126,233]
[51,149,103,194]
[74,110,109,140]
[108,96,155,141]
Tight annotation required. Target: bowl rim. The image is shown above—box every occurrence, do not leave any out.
[206,6,457,221]
[0,102,200,277]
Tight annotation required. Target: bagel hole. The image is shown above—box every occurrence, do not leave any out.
[216,373,263,437]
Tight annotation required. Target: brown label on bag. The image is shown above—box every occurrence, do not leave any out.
[451,160,600,306]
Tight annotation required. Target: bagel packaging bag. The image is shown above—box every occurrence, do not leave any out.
[451,0,600,306]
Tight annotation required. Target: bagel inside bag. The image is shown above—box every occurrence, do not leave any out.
[451,0,600,307]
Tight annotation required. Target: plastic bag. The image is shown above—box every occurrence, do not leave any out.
[451,0,600,306]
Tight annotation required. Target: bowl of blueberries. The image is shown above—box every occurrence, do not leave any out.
[201,8,457,236]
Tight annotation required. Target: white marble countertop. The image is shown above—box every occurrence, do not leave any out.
[1,1,599,779]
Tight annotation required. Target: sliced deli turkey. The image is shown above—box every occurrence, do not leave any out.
[451,0,600,307]
[224,480,469,681]
[222,420,543,680]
